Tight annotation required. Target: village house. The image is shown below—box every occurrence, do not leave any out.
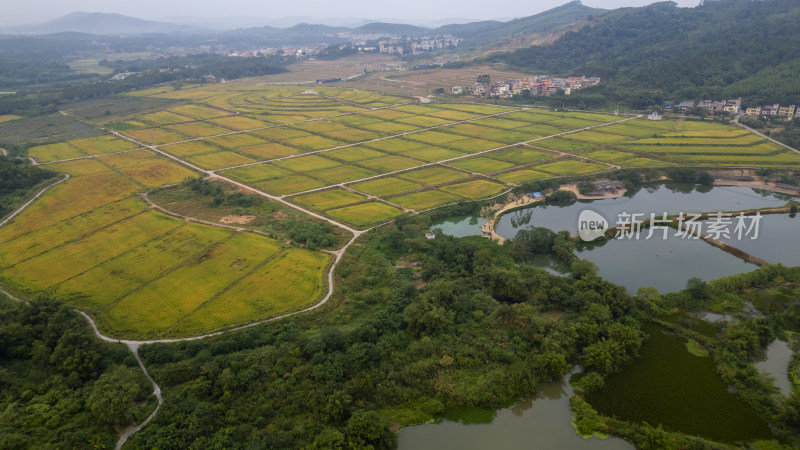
[778,105,796,119]
[745,106,761,117]
[761,104,781,116]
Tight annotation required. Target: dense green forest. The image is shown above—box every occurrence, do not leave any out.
[0,157,57,219]
[0,297,153,448]
[487,0,800,107]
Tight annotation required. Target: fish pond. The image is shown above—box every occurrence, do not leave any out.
[429,214,486,238]
[397,372,633,450]
[495,183,790,237]
[585,324,773,444]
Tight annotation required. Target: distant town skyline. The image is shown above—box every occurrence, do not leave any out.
[1,0,701,27]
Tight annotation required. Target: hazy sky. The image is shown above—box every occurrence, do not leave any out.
[1,0,701,26]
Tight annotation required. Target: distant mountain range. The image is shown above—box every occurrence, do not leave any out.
[0,2,600,42]
[2,12,203,35]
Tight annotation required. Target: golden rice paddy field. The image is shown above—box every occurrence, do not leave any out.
[4,82,798,338]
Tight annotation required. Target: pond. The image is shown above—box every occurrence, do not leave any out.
[430,214,487,238]
[755,338,800,397]
[585,324,772,444]
[495,183,790,237]
[397,372,633,450]
[713,213,800,267]
[576,235,758,294]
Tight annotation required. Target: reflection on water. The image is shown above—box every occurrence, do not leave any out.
[430,215,487,238]
[576,235,757,294]
[495,184,789,238]
[397,374,633,450]
[755,339,800,397]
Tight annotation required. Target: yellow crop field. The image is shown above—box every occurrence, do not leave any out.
[101,232,283,337]
[323,128,380,143]
[399,167,469,185]
[285,135,343,150]
[0,173,141,237]
[205,133,269,149]
[358,155,421,172]
[631,135,764,146]
[68,135,138,155]
[563,130,631,145]
[1,212,182,293]
[359,120,419,134]
[274,154,341,172]
[98,150,163,169]
[255,175,325,196]
[440,180,507,199]
[292,188,367,210]
[349,177,422,197]
[390,190,462,210]
[585,150,637,162]
[308,165,376,183]
[167,122,233,139]
[29,142,86,163]
[359,109,414,120]
[123,128,188,145]
[0,196,147,267]
[326,201,404,227]
[402,147,463,162]
[57,223,231,310]
[0,114,22,123]
[160,141,222,157]
[185,151,257,170]
[120,162,197,188]
[45,159,111,176]
[496,169,551,184]
[472,117,529,129]
[170,248,331,337]
[138,110,191,125]
[444,138,504,153]
[535,160,608,175]
[252,126,312,141]
[326,146,386,162]
[237,142,299,160]
[170,104,228,120]
[208,115,270,130]
[220,164,292,183]
[621,157,677,167]
[366,138,426,153]
[405,130,467,145]
[447,157,515,174]
[661,129,750,138]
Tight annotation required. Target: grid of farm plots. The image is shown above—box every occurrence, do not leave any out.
[0,150,332,339]
[30,84,800,231]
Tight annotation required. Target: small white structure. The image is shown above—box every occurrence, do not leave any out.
[647,111,663,121]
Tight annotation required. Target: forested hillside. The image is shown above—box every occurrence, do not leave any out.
[487,0,800,106]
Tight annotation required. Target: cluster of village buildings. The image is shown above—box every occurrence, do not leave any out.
[374,36,461,56]
[455,76,601,97]
[744,104,799,120]
[666,98,800,120]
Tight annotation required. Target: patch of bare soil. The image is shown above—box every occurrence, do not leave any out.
[220,215,256,225]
